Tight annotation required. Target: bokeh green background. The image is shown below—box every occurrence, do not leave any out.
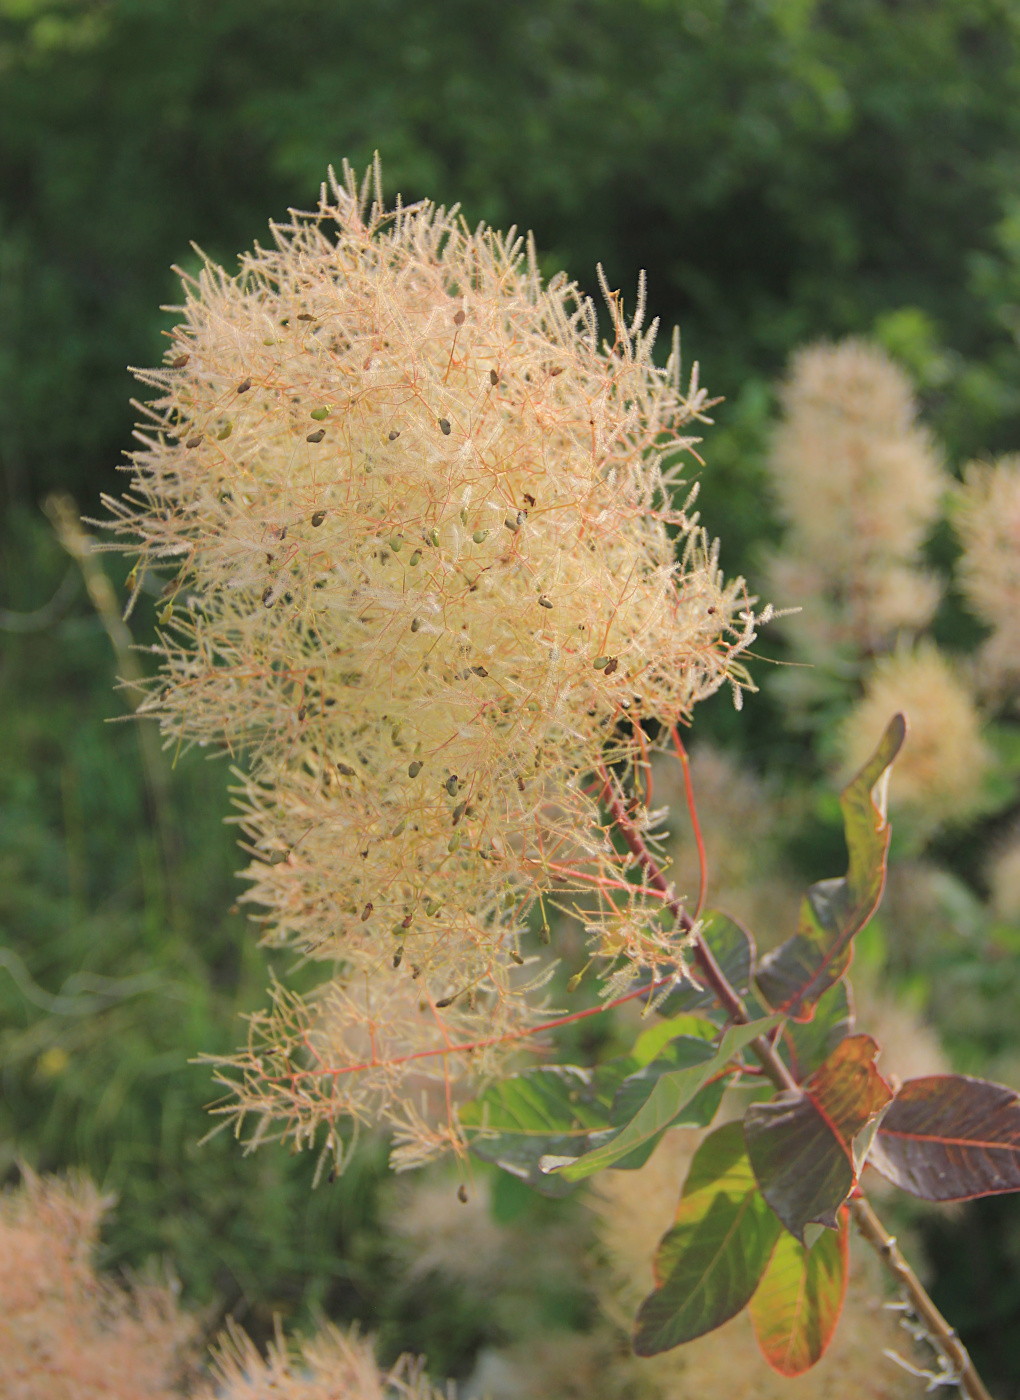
[3,0,1020,1392]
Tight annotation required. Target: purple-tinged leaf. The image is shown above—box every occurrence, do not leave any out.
[749,1207,849,1376]
[781,980,855,1083]
[869,1075,1020,1202]
[633,1123,781,1354]
[744,1035,893,1242]
[756,714,905,1022]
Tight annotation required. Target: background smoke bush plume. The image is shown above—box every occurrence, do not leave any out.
[0,1168,199,1399]
[952,455,1020,700]
[99,161,765,1168]
[763,339,945,690]
[837,640,990,836]
[0,1167,444,1400]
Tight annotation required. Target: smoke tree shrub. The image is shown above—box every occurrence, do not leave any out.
[101,165,1020,1396]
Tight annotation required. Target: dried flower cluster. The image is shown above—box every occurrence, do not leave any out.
[838,642,990,834]
[0,1167,198,1399]
[764,339,945,682]
[952,456,1020,699]
[101,162,762,1167]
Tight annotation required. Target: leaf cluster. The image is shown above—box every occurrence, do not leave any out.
[460,719,1020,1377]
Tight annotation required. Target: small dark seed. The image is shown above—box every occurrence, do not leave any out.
[435,995,455,1009]
[237,377,252,393]
[445,774,459,796]
[401,914,413,928]
[388,429,400,441]
[510,951,524,965]
[451,801,467,825]
[439,418,451,435]
[262,586,274,607]
[306,429,326,443]
[410,618,421,633]
[489,369,499,386]
[297,312,315,321]
[454,309,466,326]
[335,762,355,777]
[457,1183,468,1203]
[707,605,716,614]
[517,776,525,792]
[311,510,327,527]
[393,947,403,968]
[408,760,423,778]
[603,657,619,676]
[538,595,553,609]
[524,493,536,507]
[549,366,563,377]
[297,706,306,722]
[186,435,204,449]
[361,903,373,921]
[171,353,190,369]
[470,665,488,678]
[411,965,421,980]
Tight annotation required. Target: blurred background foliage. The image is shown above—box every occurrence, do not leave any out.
[3,0,1020,1394]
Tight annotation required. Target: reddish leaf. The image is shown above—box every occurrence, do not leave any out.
[756,714,905,1022]
[744,1035,893,1241]
[634,1123,781,1355]
[750,1207,849,1377]
[869,1075,1020,1202]
[782,978,854,1083]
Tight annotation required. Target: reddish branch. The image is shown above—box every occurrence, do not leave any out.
[603,735,992,1400]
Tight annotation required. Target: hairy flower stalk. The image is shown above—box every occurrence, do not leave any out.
[101,161,765,1168]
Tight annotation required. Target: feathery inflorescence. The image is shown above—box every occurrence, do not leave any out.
[953,455,1020,699]
[100,161,764,1168]
[764,339,944,670]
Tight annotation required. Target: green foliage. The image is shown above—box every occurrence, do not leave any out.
[633,1123,781,1354]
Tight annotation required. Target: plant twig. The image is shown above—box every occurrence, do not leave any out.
[850,1195,993,1400]
[605,763,993,1400]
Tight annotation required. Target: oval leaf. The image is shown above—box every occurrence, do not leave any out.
[634,1122,782,1355]
[744,1034,893,1241]
[869,1074,1020,1201]
[749,1208,849,1376]
[756,714,905,1022]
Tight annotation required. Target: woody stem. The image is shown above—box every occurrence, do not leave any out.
[604,778,992,1400]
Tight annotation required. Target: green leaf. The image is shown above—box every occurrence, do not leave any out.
[744,1035,893,1241]
[546,1016,780,1183]
[631,1013,717,1067]
[756,714,905,1022]
[781,979,854,1082]
[749,1208,849,1376]
[460,1063,624,1196]
[633,1123,782,1354]
[610,1047,726,1129]
[658,910,755,1019]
